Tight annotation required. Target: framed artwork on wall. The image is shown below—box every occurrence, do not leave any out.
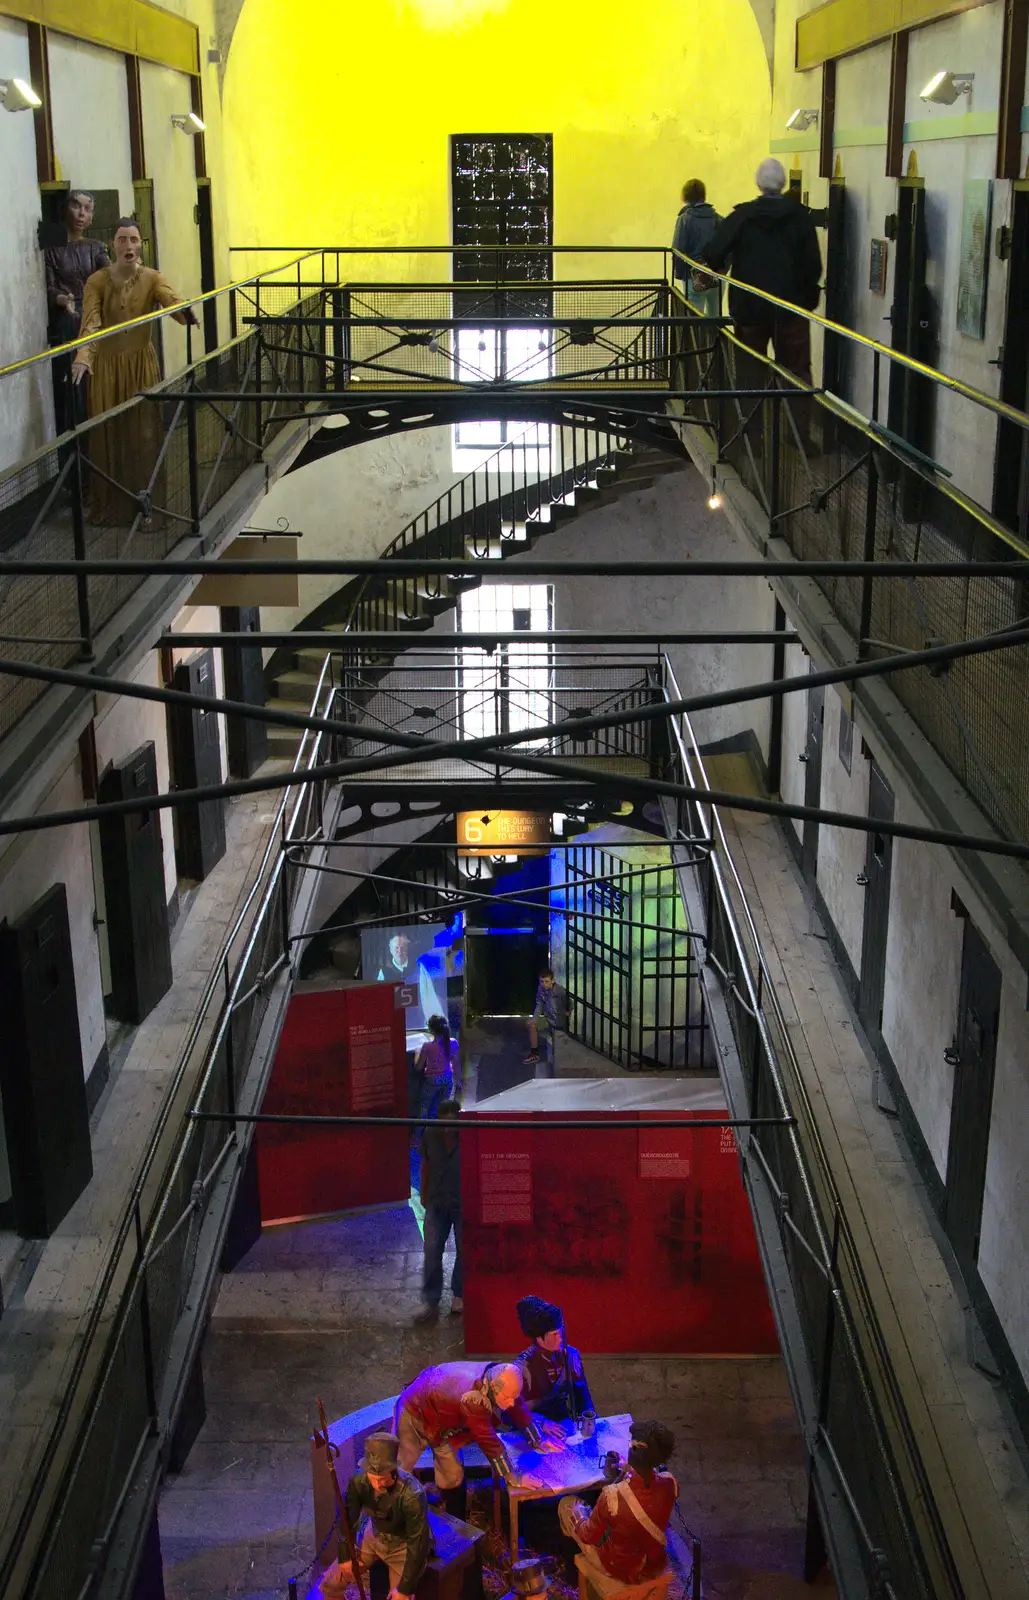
[956,178,993,340]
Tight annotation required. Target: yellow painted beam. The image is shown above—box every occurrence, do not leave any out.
[797,0,994,69]
[0,0,198,75]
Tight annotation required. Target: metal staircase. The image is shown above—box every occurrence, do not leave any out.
[263,425,686,756]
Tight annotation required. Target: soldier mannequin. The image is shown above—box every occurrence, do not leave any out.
[515,1295,596,1427]
[323,1432,431,1600]
[559,1420,678,1586]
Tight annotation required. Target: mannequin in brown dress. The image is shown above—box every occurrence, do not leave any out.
[72,219,197,525]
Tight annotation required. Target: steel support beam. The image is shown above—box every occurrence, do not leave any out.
[3,557,1027,579]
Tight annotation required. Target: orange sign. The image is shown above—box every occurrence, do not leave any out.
[457,810,552,857]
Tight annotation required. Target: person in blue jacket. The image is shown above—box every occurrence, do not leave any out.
[672,179,722,318]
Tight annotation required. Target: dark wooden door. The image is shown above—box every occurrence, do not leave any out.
[169,649,226,882]
[945,922,1002,1279]
[887,181,937,471]
[822,176,848,399]
[221,606,268,779]
[800,676,824,884]
[0,884,92,1237]
[992,187,1029,539]
[858,761,894,1039]
[98,742,173,1024]
[196,177,218,354]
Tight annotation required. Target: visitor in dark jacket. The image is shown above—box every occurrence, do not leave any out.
[699,157,822,385]
[672,179,722,319]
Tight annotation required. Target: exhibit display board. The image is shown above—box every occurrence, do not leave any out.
[256,979,407,1224]
[461,1079,778,1355]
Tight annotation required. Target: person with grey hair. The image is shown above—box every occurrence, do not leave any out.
[698,156,822,385]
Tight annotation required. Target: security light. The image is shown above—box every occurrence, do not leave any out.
[919,71,973,105]
[0,76,42,112]
[707,492,722,511]
[171,110,206,134]
[786,108,819,132]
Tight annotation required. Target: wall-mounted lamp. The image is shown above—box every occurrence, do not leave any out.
[919,70,974,105]
[171,110,206,135]
[786,108,819,132]
[1,76,42,112]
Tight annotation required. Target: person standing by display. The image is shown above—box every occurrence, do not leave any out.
[414,1014,461,1119]
[515,1295,596,1427]
[525,968,567,1075]
[72,218,198,523]
[415,1099,463,1322]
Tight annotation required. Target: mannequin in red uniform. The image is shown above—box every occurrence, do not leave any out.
[559,1420,678,1586]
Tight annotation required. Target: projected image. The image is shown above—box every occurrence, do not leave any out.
[361,922,448,1032]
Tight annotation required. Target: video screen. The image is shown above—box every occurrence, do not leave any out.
[361,922,448,1033]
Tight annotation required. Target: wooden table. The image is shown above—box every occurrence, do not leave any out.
[502,1413,633,1561]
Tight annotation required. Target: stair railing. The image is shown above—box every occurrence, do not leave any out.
[348,420,633,636]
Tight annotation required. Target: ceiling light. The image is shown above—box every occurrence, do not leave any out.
[708,492,722,511]
[786,108,819,132]
[919,70,973,105]
[0,76,42,112]
[171,110,206,134]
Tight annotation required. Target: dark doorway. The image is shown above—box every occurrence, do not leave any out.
[168,649,227,882]
[857,760,894,1040]
[196,177,218,354]
[465,928,539,1018]
[97,742,173,1025]
[822,174,848,399]
[220,606,268,779]
[800,673,824,884]
[886,179,937,471]
[945,921,1002,1280]
[992,185,1029,539]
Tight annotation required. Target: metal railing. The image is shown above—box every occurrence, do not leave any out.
[0,654,338,1600]
[663,659,961,1600]
[667,255,1029,858]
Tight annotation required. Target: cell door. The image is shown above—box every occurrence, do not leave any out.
[857,761,894,1040]
[221,606,268,779]
[886,181,937,468]
[800,675,824,885]
[992,187,1029,539]
[944,922,1002,1280]
[822,176,848,400]
[170,650,226,882]
[97,742,173,1025]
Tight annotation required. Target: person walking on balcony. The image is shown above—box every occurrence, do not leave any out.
[698,158,821,387]
[672,180,722,320]
[72,218,198,525]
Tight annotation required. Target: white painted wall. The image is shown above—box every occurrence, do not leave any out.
[140,61,203,375]
[0,16,52,471]
[979,958,1029,1380]
[48,35,135,215]
[0,754,106,1082]
[815,688,870,971]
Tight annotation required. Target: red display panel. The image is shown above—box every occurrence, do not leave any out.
[256,982,408,1224]
[462,1110,777,1355]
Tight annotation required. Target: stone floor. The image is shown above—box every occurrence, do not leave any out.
[0,777,287,1570]
[159,1201,835,1600]
[722,808,1029,1599]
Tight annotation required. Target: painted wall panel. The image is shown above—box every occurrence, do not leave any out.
[978,962,1029,1382]
[139,58,202,375]
[0,15,53,470]
[48,34,135,214]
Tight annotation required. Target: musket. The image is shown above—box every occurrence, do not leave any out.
[314,1397,368,1600]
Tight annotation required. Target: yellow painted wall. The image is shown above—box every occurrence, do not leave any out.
[223,0,770,279]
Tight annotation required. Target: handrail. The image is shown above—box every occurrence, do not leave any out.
[662,657,962,1598]
[0,651,337,1597]
[0,249,323,382]
[672,243,1029,437]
